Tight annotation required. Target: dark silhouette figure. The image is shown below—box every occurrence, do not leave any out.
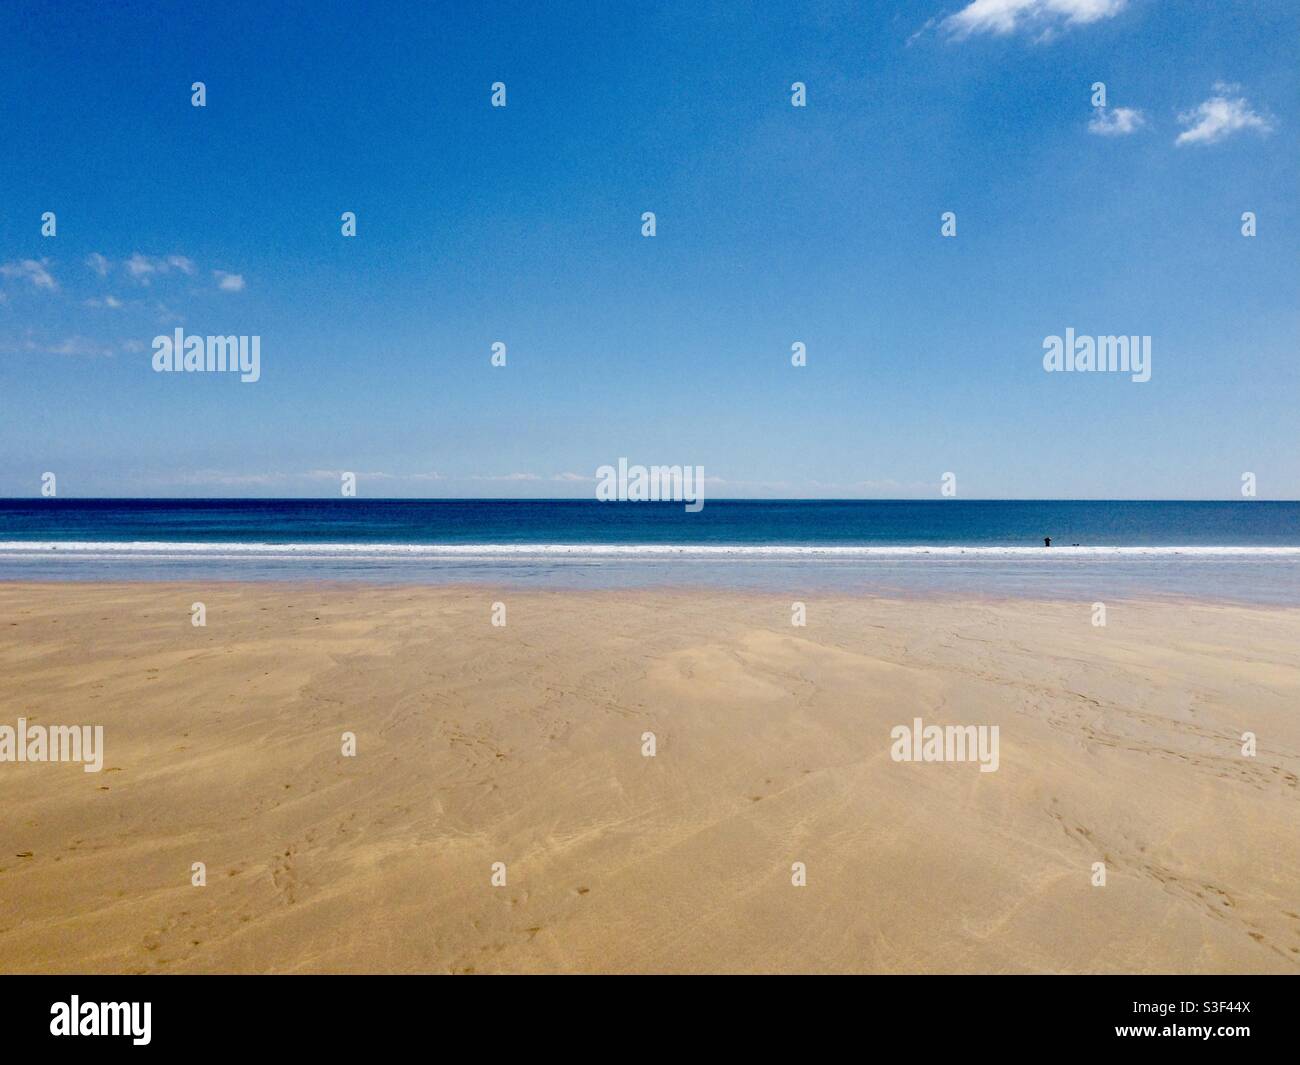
[1044,536,1052,547]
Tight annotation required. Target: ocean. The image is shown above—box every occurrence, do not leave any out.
[1,499,1298,601]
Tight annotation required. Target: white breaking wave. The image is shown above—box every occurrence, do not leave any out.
[1,541,1299,559]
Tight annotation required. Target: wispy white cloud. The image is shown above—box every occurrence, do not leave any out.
[468,472,603,483]
[942,0,1126,40]
[125,253,158,281]
[0,258,57,291]
[150,470,296,489]
[1088,106,1145,136]
[45,336,116,357]
[89,253,240,300]
[124,253,196,284]
[1176,84,1273,145]
[119,471,949,498]
[153,301,184,324]
[305,470,444,482]
[84,294,124,309]
[2,333,114,357]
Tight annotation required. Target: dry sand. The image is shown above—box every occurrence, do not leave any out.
[0,582,1297,974]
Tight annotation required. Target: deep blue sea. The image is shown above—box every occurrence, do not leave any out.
[1,499,1297,601]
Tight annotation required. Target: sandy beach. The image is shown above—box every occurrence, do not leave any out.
[0,581,1297,974]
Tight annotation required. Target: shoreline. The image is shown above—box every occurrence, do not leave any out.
[5,552,1300,608]
[6,540,1300,555]
[3,576,1300,607]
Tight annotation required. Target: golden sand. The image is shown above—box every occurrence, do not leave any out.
[0,582,1297,973]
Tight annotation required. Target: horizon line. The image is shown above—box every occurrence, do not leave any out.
[3,497,1298,505]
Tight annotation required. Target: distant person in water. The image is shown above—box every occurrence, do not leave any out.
[1044,536,1052,547]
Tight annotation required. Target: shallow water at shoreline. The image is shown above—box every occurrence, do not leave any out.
[3,549,1298,605]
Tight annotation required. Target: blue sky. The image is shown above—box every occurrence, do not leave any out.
[1,0,1296,499]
